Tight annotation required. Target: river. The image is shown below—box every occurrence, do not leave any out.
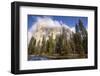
[28,55,49,61]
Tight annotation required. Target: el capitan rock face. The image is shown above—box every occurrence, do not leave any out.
[28,17,75,45]
[30,21,74,46]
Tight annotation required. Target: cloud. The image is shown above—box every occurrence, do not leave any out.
[28,17,75,44]
[71,27,75,33]
[37,17,62,28]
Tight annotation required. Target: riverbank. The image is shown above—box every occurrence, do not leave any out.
[28,53,87,61]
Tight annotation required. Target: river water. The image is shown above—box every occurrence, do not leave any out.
[28,55,49,61]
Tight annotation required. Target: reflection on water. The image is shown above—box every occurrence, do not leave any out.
[28,55,49,61]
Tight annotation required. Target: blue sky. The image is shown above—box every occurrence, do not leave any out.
[28,15,88,30]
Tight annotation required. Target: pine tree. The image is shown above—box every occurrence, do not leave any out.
[82,36,88,54]
[61,27,68,55]
[78,19,88,54]
[41,36,46,55]
[49,34,55,55]
[45,34,55,55]
[55,34,62,55]
[46,39,50,55]
[73,19,88,57]
[78,19,87,38]
[75,24,79,33]
[28,37,36,55]
[70,33,76,54]
[55,27,67,55]
[36,40,41,55]
[73,33,82,54]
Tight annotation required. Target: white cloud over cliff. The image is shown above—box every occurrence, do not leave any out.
[28,17,75,44]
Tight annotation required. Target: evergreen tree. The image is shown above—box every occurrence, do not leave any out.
[55,35,62,55]
[78,19,88,54]
[41,36,47,55]
[70,33,76,54]
[61,27,68,55]
[36,40,41,55]
[28,37,36,55]
[75,24,79,33]
[55,27,67,55]
[74,19,88,56]
[46,34,55,55]
[73,32,83,54]
[46,39,50,55]
[78,19,87,38]
[82,34,88,54]
[49,34,55,55]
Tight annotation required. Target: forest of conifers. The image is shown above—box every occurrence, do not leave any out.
[28,19,88,59]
